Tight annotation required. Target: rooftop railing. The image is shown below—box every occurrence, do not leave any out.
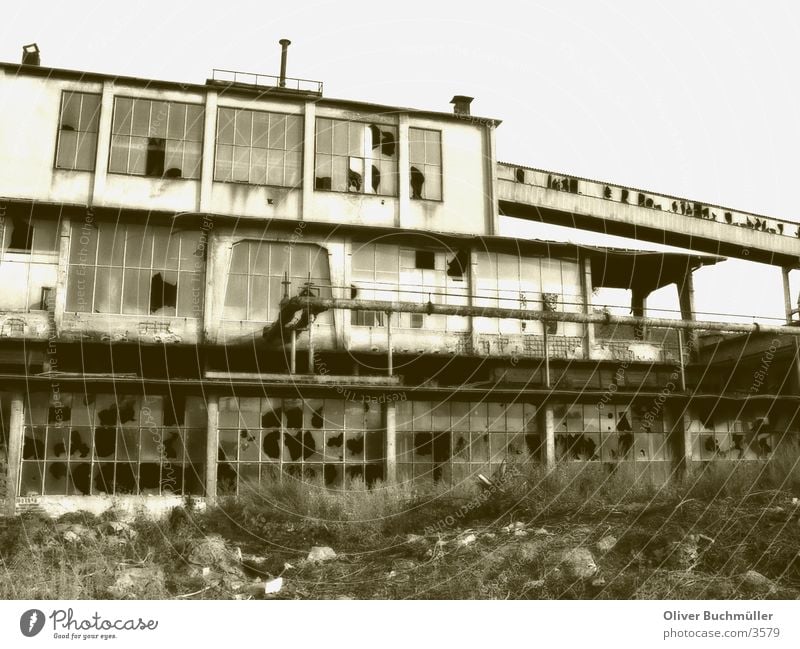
[210,69,323,95]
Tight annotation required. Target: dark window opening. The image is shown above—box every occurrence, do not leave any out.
[371,165,380,193]
[8,215,33,251]
[410,165,425,199]
[315,176,332,190]
[149,272,177,314]
[410,313,424,329]
[415,250,435,270]
[515,168,525,183]
[446,250,469,279]
[146,138,166,177]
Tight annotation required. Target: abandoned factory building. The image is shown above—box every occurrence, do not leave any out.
[2,42,800,516]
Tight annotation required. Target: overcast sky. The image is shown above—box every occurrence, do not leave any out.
[2,0,799,322]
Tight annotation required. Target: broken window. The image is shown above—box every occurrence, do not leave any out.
[109,98,203,179]
[350,242,399,328]
[315,118,398,196]
[396,247,467,331]
[55,91,101,171]
[0,210,61,311]
[409,127,442,201]
[446,250,469,280]
[19,392,206,497]
[214,107,302,187]
[64,221,204,316]
[217,397,382,492]
[223,241,331,323]
[396,401,528,485]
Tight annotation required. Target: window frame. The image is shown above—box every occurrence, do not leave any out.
[314,117,399,197]
[65,221,205,317]
[54,91,102,172]
[107,96,205,180]
[408,126,443,202]
[213,106,304,189]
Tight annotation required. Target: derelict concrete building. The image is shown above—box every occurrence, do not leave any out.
[1,42,799,516]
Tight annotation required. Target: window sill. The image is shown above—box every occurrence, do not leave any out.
[314,187,398,199]
[213,179,302,190]
[107,170,201,182]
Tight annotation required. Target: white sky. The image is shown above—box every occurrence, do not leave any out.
[2,0,799,323]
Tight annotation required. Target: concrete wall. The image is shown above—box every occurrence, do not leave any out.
[0,70,495,236]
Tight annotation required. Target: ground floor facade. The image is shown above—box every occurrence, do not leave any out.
[2,381,797,516]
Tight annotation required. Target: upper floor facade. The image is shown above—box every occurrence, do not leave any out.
[0,62,498,238]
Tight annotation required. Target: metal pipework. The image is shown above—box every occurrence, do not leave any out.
[270,295,800,337]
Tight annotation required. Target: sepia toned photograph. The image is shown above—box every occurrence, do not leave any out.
[1,3,799,640]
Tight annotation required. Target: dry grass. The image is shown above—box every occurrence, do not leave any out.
[2,452,800,599]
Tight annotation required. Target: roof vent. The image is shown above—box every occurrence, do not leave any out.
[278,39,291,88]
[22,43,40,66]
[450,95,473,117]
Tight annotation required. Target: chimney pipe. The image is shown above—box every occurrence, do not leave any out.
[279,39,291,88]
[22,43,40,66]
[450,95,473,117]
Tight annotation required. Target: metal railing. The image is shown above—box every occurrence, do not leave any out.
[211,69,323,95]
[498,162,800,239]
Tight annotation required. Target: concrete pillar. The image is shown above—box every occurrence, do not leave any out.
[90,81,115,205]
[199,90,218,213]
[680,409,695,477]
[397,113,410,230]
[384,401,397,484]
[582,255,595,357]
[677,270,698,356]
[782,267,794,324]
[781,267,800,391]
[301,100,316,220]
[205,395,219,505]
[631,286,647,340]
[539,404,555,469]
[4,393,24,517]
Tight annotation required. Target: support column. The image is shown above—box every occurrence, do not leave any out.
[782,267,794,324]
[680,409,695,478]
[677,269,698,356]
[538,403,555,470]
[205,395,219,506]
[5,393,24,517]
[581,255,595,357]
[384,401,397,484]
[781,267,800,391]
[631,286,647,341]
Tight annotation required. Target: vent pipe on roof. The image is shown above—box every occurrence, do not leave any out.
[450,95,473,117]
[278,39,291,87]
[22,43,40,66]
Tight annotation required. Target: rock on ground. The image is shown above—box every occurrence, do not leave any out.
[560,547,598,581]
[109,566,165,599]
[307,546,337,563]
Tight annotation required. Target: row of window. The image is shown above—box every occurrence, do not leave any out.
[55,92,443,200]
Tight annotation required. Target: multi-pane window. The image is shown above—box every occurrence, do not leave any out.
[396,400,535,485]
[109,98,203,179]
[315,118,398,195]
[64,222,205,317]
[398,248,468,331]
[55,92,101,171]
[350,242,400,327]
[552,402,670,463]
[217,397,383,493]
[409,127,442,201]
[214,108,302,187]
[690,408,779,461]
[223,241,331,323]
[0,213,60,312]
[474,252,582,336]
[19,392,206,497]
